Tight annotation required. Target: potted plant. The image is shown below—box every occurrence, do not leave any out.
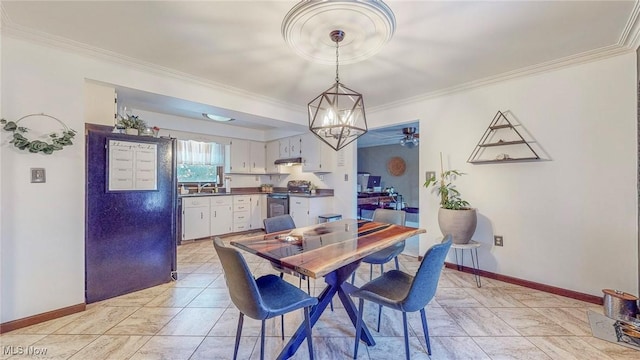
[116,114,147,135]
[424,153,477,244]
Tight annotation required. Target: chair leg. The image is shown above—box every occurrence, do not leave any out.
[233,313,244,360]
[351,271,356,284]
[420,308,431,355]
[304,306,314,360]
[306,277,311,294]
[260,319,266,360]
[353,298,365,359]
[376,304,382,332]
[281,315,284,340]
[279,272,284,279]
[369,264,373,281]
[394,256,400,270]
[402,312,410,360]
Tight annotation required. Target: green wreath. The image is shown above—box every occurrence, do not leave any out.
[1,113,76,154]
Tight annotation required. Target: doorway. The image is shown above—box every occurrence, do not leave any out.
[356,122,420,256]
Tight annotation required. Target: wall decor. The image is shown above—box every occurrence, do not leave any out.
[467,110,540,164]
[387,156,406,176]
[0,113,76,154]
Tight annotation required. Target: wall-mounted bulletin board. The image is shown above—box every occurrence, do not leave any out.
[107,139,158,191]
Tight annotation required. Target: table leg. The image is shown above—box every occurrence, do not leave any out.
[276,261,375,359]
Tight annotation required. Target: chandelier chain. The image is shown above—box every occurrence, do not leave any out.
[335,39,340,83]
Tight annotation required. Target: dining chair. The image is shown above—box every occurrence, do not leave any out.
[263,215,311,293]
[352,235,453,360]
[213,237,317,360]
[264,214,333,313]
[353,209,407,285]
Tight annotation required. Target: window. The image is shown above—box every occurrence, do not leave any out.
[176,140,225,184]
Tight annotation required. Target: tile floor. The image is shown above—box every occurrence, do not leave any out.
[1,232,638,359]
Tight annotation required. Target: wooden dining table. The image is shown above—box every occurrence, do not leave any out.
[231,218,426,359]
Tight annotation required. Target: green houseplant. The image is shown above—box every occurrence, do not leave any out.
[424,153,476,244]
[117,114,146,135]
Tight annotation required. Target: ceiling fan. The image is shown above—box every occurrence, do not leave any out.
[399,127,419,148]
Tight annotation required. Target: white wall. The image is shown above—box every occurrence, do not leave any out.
[371,52,638,296]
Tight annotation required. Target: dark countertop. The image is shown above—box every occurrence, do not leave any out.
[288,193,334,198]
[179,191,263,198]
[179,188,334,198]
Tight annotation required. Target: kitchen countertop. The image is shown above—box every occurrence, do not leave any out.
[288,193,333,198]
[179,191,334,198]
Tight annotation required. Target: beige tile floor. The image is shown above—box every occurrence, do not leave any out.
[1,232,638,359]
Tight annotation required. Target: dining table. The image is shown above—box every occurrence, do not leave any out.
[231,218,426,359]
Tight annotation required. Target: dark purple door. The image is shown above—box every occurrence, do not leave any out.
[85,128,176,303]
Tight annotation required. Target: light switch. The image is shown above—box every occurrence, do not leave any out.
[31,168,46,183]
[425,171,436,181]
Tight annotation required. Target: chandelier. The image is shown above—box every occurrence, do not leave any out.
[400,127,419,148]
[308,30,367,151]
[282,0,395,151]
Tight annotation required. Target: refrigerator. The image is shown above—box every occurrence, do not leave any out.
[85,127,177,303]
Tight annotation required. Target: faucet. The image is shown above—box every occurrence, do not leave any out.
[197,183,211,193]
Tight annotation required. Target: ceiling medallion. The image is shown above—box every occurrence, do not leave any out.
[282,0,396,65]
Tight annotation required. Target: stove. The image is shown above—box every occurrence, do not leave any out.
[266,180,311,218]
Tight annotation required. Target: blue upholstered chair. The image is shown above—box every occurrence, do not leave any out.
[361,209,407,278]
[264,215,333,313]
[352,236,453,360]
[351,209,405,282]
[351,209,407,330]
[213,237,317,360]
[263,215,311,293]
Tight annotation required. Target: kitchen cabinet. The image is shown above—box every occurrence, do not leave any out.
[250,194,266,229]
[233,195,252,232]
[289,196,332,228]
[210,196,233,236]
[300,133,335,173]
[279,136,301,158]
[266,140,286,174]
[182,197,211,240]
[229,139,250,173]
[228,139,266,173]
[249,141,266,174]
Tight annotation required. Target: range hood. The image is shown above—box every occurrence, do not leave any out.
[274,157,303,165]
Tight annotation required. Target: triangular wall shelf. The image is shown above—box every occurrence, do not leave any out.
[467,111,540,164]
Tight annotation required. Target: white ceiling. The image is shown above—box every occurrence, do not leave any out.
[2,1,639,140]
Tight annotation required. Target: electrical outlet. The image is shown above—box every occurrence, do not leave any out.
[494,235,504,247]
[344,174,348,181]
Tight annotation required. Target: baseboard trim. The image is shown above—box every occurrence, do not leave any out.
[443,262,603,305]
[0,303,86,334]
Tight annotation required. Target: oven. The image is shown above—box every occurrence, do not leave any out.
[267,193,289,218]
[265,180,311,218]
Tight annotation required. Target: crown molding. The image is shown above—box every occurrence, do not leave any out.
[618,0,640,50]
[370,43,633,114]
[0,20,304,115]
